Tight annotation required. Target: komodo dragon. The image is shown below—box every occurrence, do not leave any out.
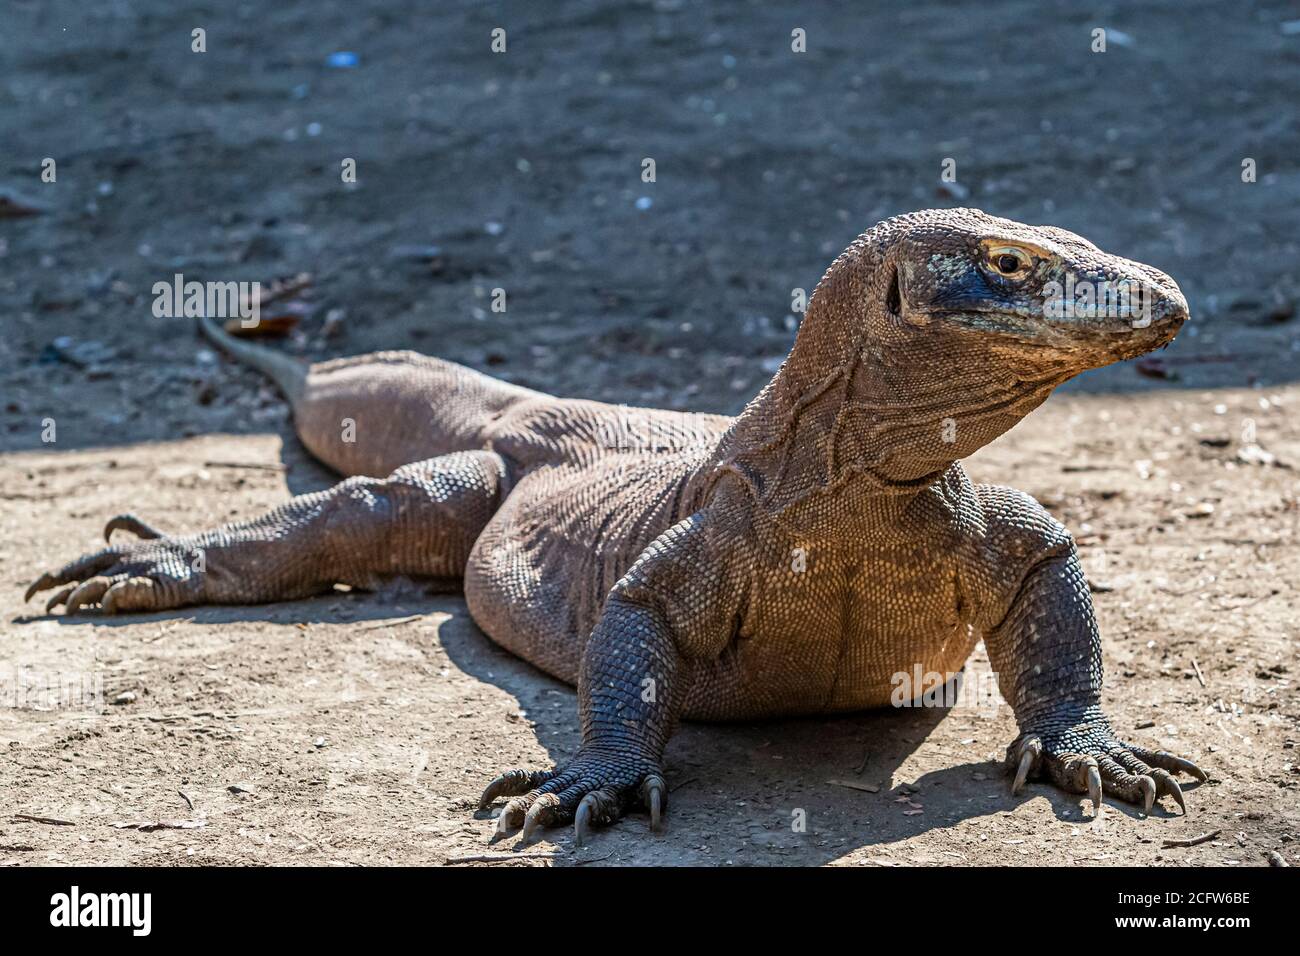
[27,208,1207,843]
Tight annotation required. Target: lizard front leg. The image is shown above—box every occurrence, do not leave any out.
[25,451,506,614]
[479,512,744,845]
[481,596,685,844]
[984,545,1207,814]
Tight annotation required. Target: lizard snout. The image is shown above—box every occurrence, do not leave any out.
[1153,286,1189,329]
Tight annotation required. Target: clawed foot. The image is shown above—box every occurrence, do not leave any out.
[478,753,666,846]
[1006,719,1207,815]
[24,514,203,614]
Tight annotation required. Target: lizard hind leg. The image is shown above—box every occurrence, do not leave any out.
[26,450,511,615]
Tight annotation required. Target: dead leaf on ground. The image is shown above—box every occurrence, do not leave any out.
[223,314,301,338]
[0,190,46,218]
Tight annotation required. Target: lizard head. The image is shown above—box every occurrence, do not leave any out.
[733,208,1191,496]
[877,207,1188,371]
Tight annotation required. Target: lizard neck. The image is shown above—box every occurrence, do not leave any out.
[712,241,1069,525]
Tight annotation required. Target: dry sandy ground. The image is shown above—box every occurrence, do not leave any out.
[2,1,1299,866]
[1,386,1296,867]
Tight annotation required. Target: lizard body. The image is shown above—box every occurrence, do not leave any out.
[27,208,1206,844]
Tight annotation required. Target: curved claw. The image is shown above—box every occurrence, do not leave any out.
[24,550,119,603]
[574,793,596,847]
[1087,764,1103,814]
[1012,749,1033,795]
[45,585,76,613]
[478,769,552,810]
[1139,776,1156,814]
[1159,752,1208,783]
[1127,744,1209,784]
[493,797,527,838]
[642,774,665,832]
[65,577,112,615]
[1161,775,1186,814]
[520,794,560,843]
[25,574,53,604]
[104,514,163,542]
[571,788,623,845]
[479,777,508,810]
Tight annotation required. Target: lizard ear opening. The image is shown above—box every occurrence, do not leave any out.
[885,263,902,318]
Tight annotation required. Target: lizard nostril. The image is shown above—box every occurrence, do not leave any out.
[1159,295,1189,327]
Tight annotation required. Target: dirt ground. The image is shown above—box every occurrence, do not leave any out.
[1,1,1297,867]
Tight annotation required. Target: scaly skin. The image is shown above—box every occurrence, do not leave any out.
[27,208,1207,846]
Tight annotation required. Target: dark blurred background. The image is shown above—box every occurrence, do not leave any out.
[2,0,1298,451]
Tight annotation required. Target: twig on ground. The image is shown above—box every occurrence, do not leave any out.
[12,814,75,826]
[202,460,286,472]
[357,615,424,631]
[1161,830,1221,849]
[444,852,557,865]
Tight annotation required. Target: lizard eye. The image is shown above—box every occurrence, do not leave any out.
[987,245,1032,278]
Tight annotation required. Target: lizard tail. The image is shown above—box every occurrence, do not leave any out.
[198,316,307,405]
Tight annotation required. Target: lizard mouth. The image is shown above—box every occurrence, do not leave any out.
[925,302,1185,369]
[935,298,1186,337]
